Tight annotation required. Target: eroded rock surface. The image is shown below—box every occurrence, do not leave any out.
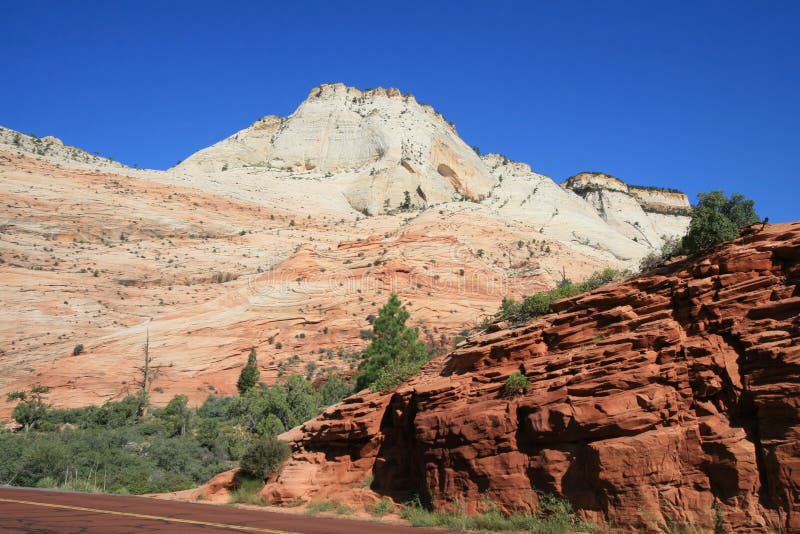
[264,223,800,532]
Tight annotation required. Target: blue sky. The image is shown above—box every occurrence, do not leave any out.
[1,1,797,221]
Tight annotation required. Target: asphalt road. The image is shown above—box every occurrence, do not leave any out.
[0,487,450,534]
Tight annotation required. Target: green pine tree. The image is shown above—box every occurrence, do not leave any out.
[356,294,429,391]
[237,347,260,395]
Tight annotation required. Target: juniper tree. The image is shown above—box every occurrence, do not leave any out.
[6,385,50,433]
[683,191,760,255]
[237,347,260,395]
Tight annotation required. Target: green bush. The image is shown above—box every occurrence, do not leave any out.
[3,371,353,495]
[370,358,427,392]
[504,372,530,397]
[682,190,760,255]
[239,436,290,480]
[368,497,394,517]
[6,385,50,433]
[639,236,683,272]
[229,475,267,505]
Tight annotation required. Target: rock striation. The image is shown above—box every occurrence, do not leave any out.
[263,223,800,532]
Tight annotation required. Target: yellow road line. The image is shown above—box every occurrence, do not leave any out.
[0,497,301,534]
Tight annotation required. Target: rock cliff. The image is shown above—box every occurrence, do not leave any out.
[262,222,800,532]
[563,172,692,251]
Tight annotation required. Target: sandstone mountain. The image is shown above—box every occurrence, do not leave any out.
[1,83,691,415]
[171,83,690,265]
[262,223,800,532]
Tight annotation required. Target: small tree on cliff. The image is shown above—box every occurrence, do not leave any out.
[683,191,760,255]
[237,347,260,395]
[6,385,50,433]
[356,293,429,391]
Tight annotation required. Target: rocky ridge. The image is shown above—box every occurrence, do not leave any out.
[0,126,128,171]
[262,223,800,532]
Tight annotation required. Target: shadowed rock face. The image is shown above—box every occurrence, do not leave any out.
[263,222,800,533]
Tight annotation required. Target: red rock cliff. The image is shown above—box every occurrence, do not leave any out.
[262,222,800,532]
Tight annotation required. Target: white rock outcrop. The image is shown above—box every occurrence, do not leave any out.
[563,172,691,252]
[175,83,495,215]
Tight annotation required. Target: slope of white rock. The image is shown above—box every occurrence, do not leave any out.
[174,83,496,215]
[479,156,653,264]
[563,172,691,252]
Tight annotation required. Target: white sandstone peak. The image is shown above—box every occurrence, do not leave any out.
[174,83,495,215]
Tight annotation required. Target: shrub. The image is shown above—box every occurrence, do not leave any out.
[400,191,412,211]
[368,497,394,517]
[2,371,352,496]
[370,358,427,392]
[504,372,530,397]
[239,436,290,480]
[229,475,267,505]
[72,344,84,356]
[358,329,373,340]
[639,236,683,272]
[6,385,50,433]
[682,190,760,255]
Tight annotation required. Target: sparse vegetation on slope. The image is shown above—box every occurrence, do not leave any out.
[628,184,685,194]
[497,268,626,325]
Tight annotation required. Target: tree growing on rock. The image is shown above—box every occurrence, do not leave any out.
[683,190,760,255]
[356,293,429,391]
[237,347,260,395]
